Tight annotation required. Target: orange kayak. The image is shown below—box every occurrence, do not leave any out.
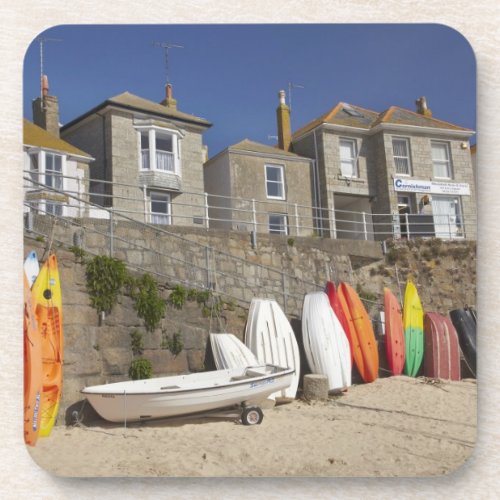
[24,273,42,446]
[31,254,63,437]
[338,283,379,383]
[383,288,405,376]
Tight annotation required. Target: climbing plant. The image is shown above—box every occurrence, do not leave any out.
[130,273,166,333]
[85,255,128,314]
[128,358,153,380]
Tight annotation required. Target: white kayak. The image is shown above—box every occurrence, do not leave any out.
[245,298,300,400]
[301,291,352,392]
[24,250,40,288]
[210,333,259,370]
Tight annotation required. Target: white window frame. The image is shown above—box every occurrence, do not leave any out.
[265,164,286,200]
[339,138,359,178]
[45,152,64,190]
[149,191,171,225]
[431,141,453,179]
[392,137,412,176]
[268,213,288,235]
[137,126,181,176]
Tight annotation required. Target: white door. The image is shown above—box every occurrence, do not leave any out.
[431,195,462,239]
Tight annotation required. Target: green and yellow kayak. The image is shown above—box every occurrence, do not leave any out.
[403,278,424,377]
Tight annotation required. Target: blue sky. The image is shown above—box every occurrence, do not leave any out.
[23,24,476,156]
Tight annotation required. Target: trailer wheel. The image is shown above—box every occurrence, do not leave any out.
[241,406,263,425]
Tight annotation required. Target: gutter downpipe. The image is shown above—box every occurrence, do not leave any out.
[313,129,323,236]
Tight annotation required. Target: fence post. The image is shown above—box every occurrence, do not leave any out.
[252,199,257,233]
[143,185,148,223]
[205,246,211,289]
[294,203,299,235]
[448,214,452,239]
[405,212,410,240]
[362,212,368,240]
[108,208,114,257]
[282,271,288,315]
[204,192,210,229]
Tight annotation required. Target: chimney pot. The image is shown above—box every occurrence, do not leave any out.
[276,90,291,151]
[42,75,49,97]
[416,96,432,117]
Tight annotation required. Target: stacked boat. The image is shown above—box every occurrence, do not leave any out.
[23,251,64,446]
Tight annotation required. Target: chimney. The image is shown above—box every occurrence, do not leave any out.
[32,74,60,137]
[161,83,177,110]
[415,96,432,117]
[276,90,291,151]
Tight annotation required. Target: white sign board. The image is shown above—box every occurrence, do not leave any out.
[394,178,470,196]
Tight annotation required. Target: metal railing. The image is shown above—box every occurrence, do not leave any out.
[23,170,477,241]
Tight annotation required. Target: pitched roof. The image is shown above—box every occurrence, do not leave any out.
[23,119,93,159]
[228,139,306,158]
[293,102,473,139]
[62,91,212,131]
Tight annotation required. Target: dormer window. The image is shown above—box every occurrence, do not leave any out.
[138,127,181,176]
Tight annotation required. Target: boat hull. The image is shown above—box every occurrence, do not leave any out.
[384,288,405,376]
[301,292,351,391]
[210,333,259,370]
[424,312,461,381]
[403,279,424,377]
[82,365,294,423]
[245,299,300,399]
[325,281,353,360]
[31,254,63,436]
[449,308,476,377]
[337,283,379,383]
[24,273,42,446]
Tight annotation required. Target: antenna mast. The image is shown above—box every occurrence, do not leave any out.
[153,41,184,85]
[288,81,305,125]
[37,37,62,98]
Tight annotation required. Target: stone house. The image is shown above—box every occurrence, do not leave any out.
[60,84,212,226]
[291,97,476,240]
[204,91,315,237]
[24,77,93,218]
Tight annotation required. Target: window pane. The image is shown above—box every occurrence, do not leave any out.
[266,166,281,182]
[432,143,448,161]
[265,166,284,198]
[394,157,409,175]
[340,140,355,159]
[141,131,149,149]
[156,134,173,152]
[341,160,354,177]
[269,214,287,234]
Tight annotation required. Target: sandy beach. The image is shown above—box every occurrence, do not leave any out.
[28,376,476,477]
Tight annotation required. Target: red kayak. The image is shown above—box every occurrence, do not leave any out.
[383,288,405,376]
[424,312,461,381]
[325,281,353,360]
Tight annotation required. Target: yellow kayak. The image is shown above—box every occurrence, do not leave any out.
[402,278,424,377]
[31,254,63,437]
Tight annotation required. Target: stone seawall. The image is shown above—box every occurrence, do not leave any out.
[25,224,476,426]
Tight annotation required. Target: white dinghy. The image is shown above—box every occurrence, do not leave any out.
[245,298,300,400]
[210,333,259,370]
[81,364,294,425]
[301,291,352,392]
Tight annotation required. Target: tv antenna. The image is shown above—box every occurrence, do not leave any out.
[153,41,184,85]
[37,37,62,98]
[288,81,305,115]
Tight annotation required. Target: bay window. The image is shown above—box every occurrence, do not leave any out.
[139,127,180,175]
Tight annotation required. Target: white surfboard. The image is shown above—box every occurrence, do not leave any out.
[245,298,300,400]
[210,333,259,370]
[301,291,352,392]
[24,250,40,289]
